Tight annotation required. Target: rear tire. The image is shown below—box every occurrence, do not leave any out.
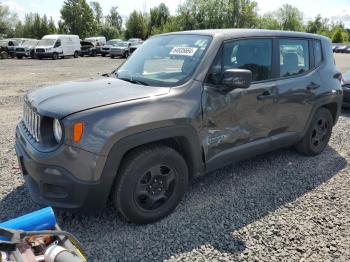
[102,53,106,57]
[110,55,115,59]
[295,107,333,156]
[112,144,189,224]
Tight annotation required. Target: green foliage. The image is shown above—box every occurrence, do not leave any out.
[106,7,123,32]
[257,13,280,30]
[175,0,258,30]
[274,4,304,31]
[149,3,170,35]
[332,27,344,43]
[125,11,147,39]
[0,3,18,38]
[60,0,97,38]
[5,1,350,43]
[90,1,103,24]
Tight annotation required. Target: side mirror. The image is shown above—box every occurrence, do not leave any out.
[220,69,252,93]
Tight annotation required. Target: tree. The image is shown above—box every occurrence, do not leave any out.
[60,0,97,38]
[257,13,280,30]
[149,3,170,35]
[106,6,123,32]
[48,17,57,34]
[125,11,147,39]
[274,4,304,31]
[90,1,103,24]
[332,27,344,43]
[0,3,18,38]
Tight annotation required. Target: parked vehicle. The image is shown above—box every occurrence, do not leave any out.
[101,39,122,57]
[129,41,143,54]
[128,38,143,43]
[35,35,81,60]
[110,41,130,58]
[0,39,19,58]
[332,44,339,52]
[343,46,350,53]
[84,36,106,54]
[15,29,343,224]
[342,70,350,108]
[80,40,97,57]
[15,39,39,59]
[334,45,348,53]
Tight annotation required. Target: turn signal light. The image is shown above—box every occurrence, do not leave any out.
[72,122,84,143]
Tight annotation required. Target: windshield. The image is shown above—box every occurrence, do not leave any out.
[107,40,120,46]
[116,34,212,87]
[38,39,56,46]
[22,40,38,46]
[116,42,128,47]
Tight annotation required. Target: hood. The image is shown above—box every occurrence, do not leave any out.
[26,77,171,119]
[36,45,52,49]
[112,46,128,50]
[342,70,350,85]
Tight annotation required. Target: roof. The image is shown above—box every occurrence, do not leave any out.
[161,29,329,41]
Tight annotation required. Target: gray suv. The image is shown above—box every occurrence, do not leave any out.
[15,29,343,224]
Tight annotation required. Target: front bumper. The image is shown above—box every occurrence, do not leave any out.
[15,125,109,209]
[100,49,110,55]
[35,52,54,58]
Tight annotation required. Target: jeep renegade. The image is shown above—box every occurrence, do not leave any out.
[15,29,343,224]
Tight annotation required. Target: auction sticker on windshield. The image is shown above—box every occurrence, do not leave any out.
[170,47,198,56]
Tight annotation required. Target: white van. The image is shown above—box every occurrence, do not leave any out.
[84,36,106,53]
[35,35,81,60]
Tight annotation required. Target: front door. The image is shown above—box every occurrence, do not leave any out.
[201,38,279,169]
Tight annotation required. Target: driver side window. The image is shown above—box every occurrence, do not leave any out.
[55,40,61,48]
[206,38,273,85]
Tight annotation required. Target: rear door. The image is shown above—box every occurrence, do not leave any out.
[274,38,321,136]
[202,38,280,168]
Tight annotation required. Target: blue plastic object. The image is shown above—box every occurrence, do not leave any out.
[0,207,56,231]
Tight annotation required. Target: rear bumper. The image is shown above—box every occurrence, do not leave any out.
[15,125,109,209]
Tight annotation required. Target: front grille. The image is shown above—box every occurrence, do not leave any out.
[36,48,45,53]
[16,48,25,52]
[342,84,350,89]
[102,47,109,51]
[23,102,41,142]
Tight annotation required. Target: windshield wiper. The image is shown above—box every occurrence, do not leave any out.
[118,77,149,86]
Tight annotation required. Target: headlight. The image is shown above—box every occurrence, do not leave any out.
[53,119,63,143]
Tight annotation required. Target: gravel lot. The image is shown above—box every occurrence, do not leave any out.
[0,54,350,261]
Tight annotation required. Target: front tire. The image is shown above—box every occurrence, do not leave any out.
[74,51,79,58]
[52,52,58,60]
[112,144,189,224]
[110,55,115,59]
[295,107,333,156]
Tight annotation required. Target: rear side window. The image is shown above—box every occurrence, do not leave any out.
[206,38,273,85]
[314,40,323,66]
[279,39,310,77]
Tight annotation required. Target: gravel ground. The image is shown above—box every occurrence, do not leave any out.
[0,55,350,261]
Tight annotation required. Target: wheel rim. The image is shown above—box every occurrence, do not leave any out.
[134,165,177,211]
[310,117,329,150]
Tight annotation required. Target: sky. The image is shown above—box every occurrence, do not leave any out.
[2,0,350,27]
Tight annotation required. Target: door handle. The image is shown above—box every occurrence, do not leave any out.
[306,82,320,90]
[257,90,276,100]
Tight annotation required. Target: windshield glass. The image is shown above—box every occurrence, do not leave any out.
[107,40,120,46]
[116,42,128,47]
[22,40,38,46]
[38,39,56,46]
[116,34,212,87]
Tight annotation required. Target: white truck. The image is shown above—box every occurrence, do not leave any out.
[35,35,81,60]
